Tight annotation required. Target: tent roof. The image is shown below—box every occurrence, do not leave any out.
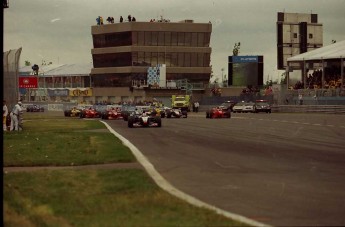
[287,40,345,62]
[19,63,93,76]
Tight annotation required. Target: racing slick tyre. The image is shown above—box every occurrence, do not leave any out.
[128,116,134,128]
[226,110,231,118]
[101,113,108,119]
[166,110,172,118]
[206,111,210,118]
[155,116,162,127]
[182,110,188,118]
[64,110,71,117]
[80,111,85,118]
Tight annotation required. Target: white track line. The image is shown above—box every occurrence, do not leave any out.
[101,121,271,227]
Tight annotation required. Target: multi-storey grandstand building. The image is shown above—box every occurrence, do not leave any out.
[90,19,212,103]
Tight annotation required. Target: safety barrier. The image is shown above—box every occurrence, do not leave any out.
[199,105,345,114]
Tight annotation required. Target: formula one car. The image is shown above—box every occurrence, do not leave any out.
[206,106,231,119]
[165,108,187,118]
[101,107,123,120]
[26,104,45,112]
[121,105,139,121]
[128,111,162,128]
[64,106,82,117]
[80,107,101,118]
[149,106,166,118]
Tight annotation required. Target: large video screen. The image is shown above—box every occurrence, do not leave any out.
[228,56,263,86]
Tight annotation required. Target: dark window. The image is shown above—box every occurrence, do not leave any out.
[171,53,178,67]
[185,53,191,67]
[145,32,152,45]
[138,52,144,64]
[93,53,132,68]
[309,33,313,39]
[132,31,138,46]
[151,52,158,66]
[152,32,158,46]
[311,14,318,23]
[171,32,178,46]
[178,53,184,67]
[144,52,151,66]
[191,33,198,46]
[185,33,192,46]
[197,33,204,47]
[158,52,165,65]
[138,31,145,45]
[165,32,171,46]
[165,52,171,67]
[294,33,298,38]
[178,33,185,46]
[158,32,165,46]
[191,53,197,67]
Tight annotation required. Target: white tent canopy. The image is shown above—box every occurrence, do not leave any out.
[287,40,345,62]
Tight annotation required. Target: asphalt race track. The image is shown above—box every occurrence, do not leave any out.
[105,112,345,226]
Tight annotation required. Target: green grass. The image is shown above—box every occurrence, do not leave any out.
[3,113,247,227]
[3,116,136,166]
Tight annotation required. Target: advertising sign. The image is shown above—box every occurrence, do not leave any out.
[19,77,38,88]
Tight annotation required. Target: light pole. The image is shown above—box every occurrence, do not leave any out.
[221,68,225,87]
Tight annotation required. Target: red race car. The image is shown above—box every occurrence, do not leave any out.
[80,107,101,118]
[101,107,123,120]
[206,106,231,119]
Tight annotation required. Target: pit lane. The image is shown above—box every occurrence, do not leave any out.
[104,112,345,226]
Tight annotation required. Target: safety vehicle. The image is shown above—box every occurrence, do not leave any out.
[254,100,271,113]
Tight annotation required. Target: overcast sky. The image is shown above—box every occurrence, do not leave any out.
[4,0,345,83]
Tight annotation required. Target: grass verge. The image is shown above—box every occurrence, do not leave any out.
[3,113,246,226]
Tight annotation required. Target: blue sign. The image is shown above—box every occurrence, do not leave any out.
[231,56,258,63]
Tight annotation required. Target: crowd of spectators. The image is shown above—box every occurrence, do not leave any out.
[96,15,137,25]
[93,100,160,106]
[150,16,170,23]
[292,66,343,90]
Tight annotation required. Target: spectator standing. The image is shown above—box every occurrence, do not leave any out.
[10,101,23,131]
[128,15,132,22]
[194,101,199,113]
[132,17,136,22]
[120,16,123,22]
[3,100,8,131]
[100,16,104,25]
[298,94,303,105]
[96,16,100,25]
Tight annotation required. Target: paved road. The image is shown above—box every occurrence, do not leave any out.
[105,112,345,226]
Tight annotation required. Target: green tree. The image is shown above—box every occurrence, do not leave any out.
[233,42,241,56]
[24,60,31,66]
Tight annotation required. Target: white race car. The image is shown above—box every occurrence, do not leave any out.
[165,108,188,118]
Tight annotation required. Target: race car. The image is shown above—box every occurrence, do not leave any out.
[149,106,166,118]
[64,106,82,117]
[128,111,162,128]
[80,107,101,118]
[206,106,231,119]
[26,104,45,112]
[165,108,187,118]
[101,107,123,120]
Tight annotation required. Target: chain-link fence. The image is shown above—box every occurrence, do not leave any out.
[3,47,22,110]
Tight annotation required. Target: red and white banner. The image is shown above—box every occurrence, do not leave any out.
[19,77,38,88]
